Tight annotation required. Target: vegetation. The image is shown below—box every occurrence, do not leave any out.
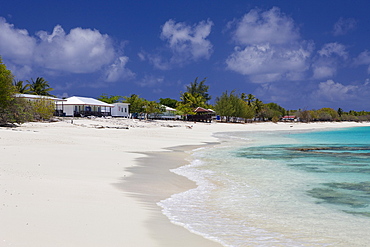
[13,80,31,94]
[0,57,58,125]
[2,53,370,124]
[98,94,123,104]
[159,98,178,109]
[214,90,254,122]
[26,77,54,96]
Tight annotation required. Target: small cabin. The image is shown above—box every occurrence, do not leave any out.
[111,103,130,117]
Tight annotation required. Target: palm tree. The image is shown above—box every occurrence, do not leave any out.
[246,94,255,106]
[253,98,264,120]
[13,80,31,94]
[27,77,54,96]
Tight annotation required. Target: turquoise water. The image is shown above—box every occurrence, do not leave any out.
[158,127,370,246]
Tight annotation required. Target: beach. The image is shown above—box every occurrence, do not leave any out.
[1,119,369,247]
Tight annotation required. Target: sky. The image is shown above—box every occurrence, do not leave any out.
[1,0,370,111]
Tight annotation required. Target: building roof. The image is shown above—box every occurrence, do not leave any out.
[194,107,214,113]
[15,93,66,101]
[162,105,176,111]
[62,96,114,107]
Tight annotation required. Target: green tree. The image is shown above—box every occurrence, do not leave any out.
[0,58,32,125]
[253,98,264,120]
[186,77,211,102]
[13,80,31,94]
[123,94,145,114]
[32,98,55,121]
[246,94,255,106]
[177,92,209,115]
[98,94,123,104]
[337,108,344,117]
[214,90,254,122]
[28,77,54,96]
[143,100,164,119]
[159,98,178,109]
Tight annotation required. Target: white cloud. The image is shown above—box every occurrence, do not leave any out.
[0,18,132,83]
[161,19,213,61]
[226,7,312,83]
[333,17,356,36]
[0,17,36,64]
[312,43,348,79]
[313,80,357,101]
[230,7,299,45]
[143,19,213,70]
[104,56,135,82]
[226,42,312,83]
[318,43,348,58]
[354,50,370,73]
[35,25,115,73]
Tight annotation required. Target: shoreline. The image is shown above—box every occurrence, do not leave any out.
[119,145,223,247]
[1,119,370,246]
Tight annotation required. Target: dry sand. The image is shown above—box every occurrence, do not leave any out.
[1,118,369,247]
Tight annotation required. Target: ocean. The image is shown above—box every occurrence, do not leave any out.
[158,126,370,247]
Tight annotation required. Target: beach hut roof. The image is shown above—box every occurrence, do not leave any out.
[63,96,114,107]
[193,107,213,113]
[15,93,66,101]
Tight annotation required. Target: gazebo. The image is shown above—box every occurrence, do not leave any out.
[187,107,215,122]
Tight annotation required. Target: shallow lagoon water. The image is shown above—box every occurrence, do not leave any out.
[158,127,370,246]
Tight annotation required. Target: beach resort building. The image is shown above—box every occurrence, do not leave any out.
[111,102,130,118]
[15,93,66,116]
[58,96,114,117]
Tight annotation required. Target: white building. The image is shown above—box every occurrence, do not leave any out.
[15,94,66,115]
[111,102,130,117]
[57,96,114,117]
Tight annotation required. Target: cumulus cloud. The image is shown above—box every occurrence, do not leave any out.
[226,43,312,83]
[312,43,348,79]
[333,17,356,36]
[104,56,135,82]
[0,18,132,83]
[144,19,213,69]
[226,7,312,83]
[230,7,300,45]
[0,17,36,64]
[313,79,357,101]
[35,25,115,73]
[354,50,370,73]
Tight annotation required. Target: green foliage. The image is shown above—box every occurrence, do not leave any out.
[0,57,15,111]
[27,77,54,96]
[272,116,279,123]
[265,103,286,117]
[159,98,178,109]
[317,108,339,121]
[13,80,31,94]
[177,92,210,115]
[98,94,123,104]
[0,97,34,125]
[123,94,145,113]
[177,77,211,114]
[214,90,254,121]
[186,77,211,102]
[32,98,55,121]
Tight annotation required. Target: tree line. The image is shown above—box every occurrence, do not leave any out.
[0,58,55,126]
[1,55,370,125]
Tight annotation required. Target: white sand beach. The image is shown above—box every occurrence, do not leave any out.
[1,119,369,247]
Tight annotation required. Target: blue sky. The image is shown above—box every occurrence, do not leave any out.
[1,0,370,110]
